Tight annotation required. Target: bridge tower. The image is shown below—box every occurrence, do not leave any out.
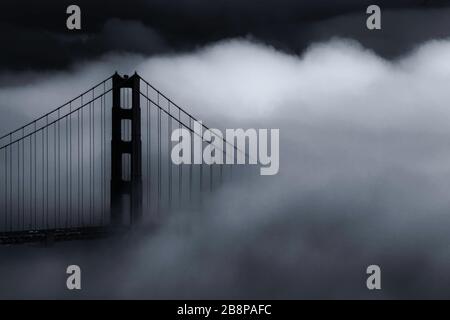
[110,72,143,227]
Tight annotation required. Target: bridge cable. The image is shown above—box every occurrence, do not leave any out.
[90,91,93,225]
[68,102,72,228]
[22,129,25,229]
[168,100,172,210]
[81,98,84,227]
[189,117,193,202]
[46,117,49,229]
[57,109,61,228]
[34,122,37,229]
[4,147,7,231]
[54,118,57,227]
[146,84,151,215]
[78,101,81,226]
[100,85,104,224]
[179,108,182,207]
[9,134,12,231]
[158,93,161,215]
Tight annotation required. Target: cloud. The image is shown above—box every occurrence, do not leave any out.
[98,19,167,54]
[1,1,450,71]
[2,38,450,298]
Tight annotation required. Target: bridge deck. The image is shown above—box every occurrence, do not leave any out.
[0,226,129,245]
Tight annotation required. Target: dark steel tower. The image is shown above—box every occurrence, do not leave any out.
[110,72,142,227]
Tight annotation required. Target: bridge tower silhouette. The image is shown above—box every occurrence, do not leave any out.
[110,73,142,227]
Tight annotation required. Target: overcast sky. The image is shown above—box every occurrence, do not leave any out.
[0,0,449,71]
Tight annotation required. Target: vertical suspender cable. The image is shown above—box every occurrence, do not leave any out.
[68,103,72,228]
[147,85,150,212]
[77,106,80,226]
[91,92,93,223]
[179,108,182,207]
[158,93,161,213]
[54,121,57,228]
[22,135,24,230]
[9,134,12,231]
[41,128,44,228]
[81,97,84,226]
[34,122,37,229]
[46,117,49,229]
[100,86,104,224]
[4,147,7,230]
[168,101,172,209]
[189,117,193,202]
[92,90,95,224]
[67,108,70,227]
[30,132,32,229]
[58,110,61,227]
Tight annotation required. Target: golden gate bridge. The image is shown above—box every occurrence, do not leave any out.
[0,73,242,244]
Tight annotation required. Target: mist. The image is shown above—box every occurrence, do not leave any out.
[1,38,450,298]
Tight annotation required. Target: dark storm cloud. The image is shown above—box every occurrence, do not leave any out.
[0,18,166,71]
[0,0,449,71]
